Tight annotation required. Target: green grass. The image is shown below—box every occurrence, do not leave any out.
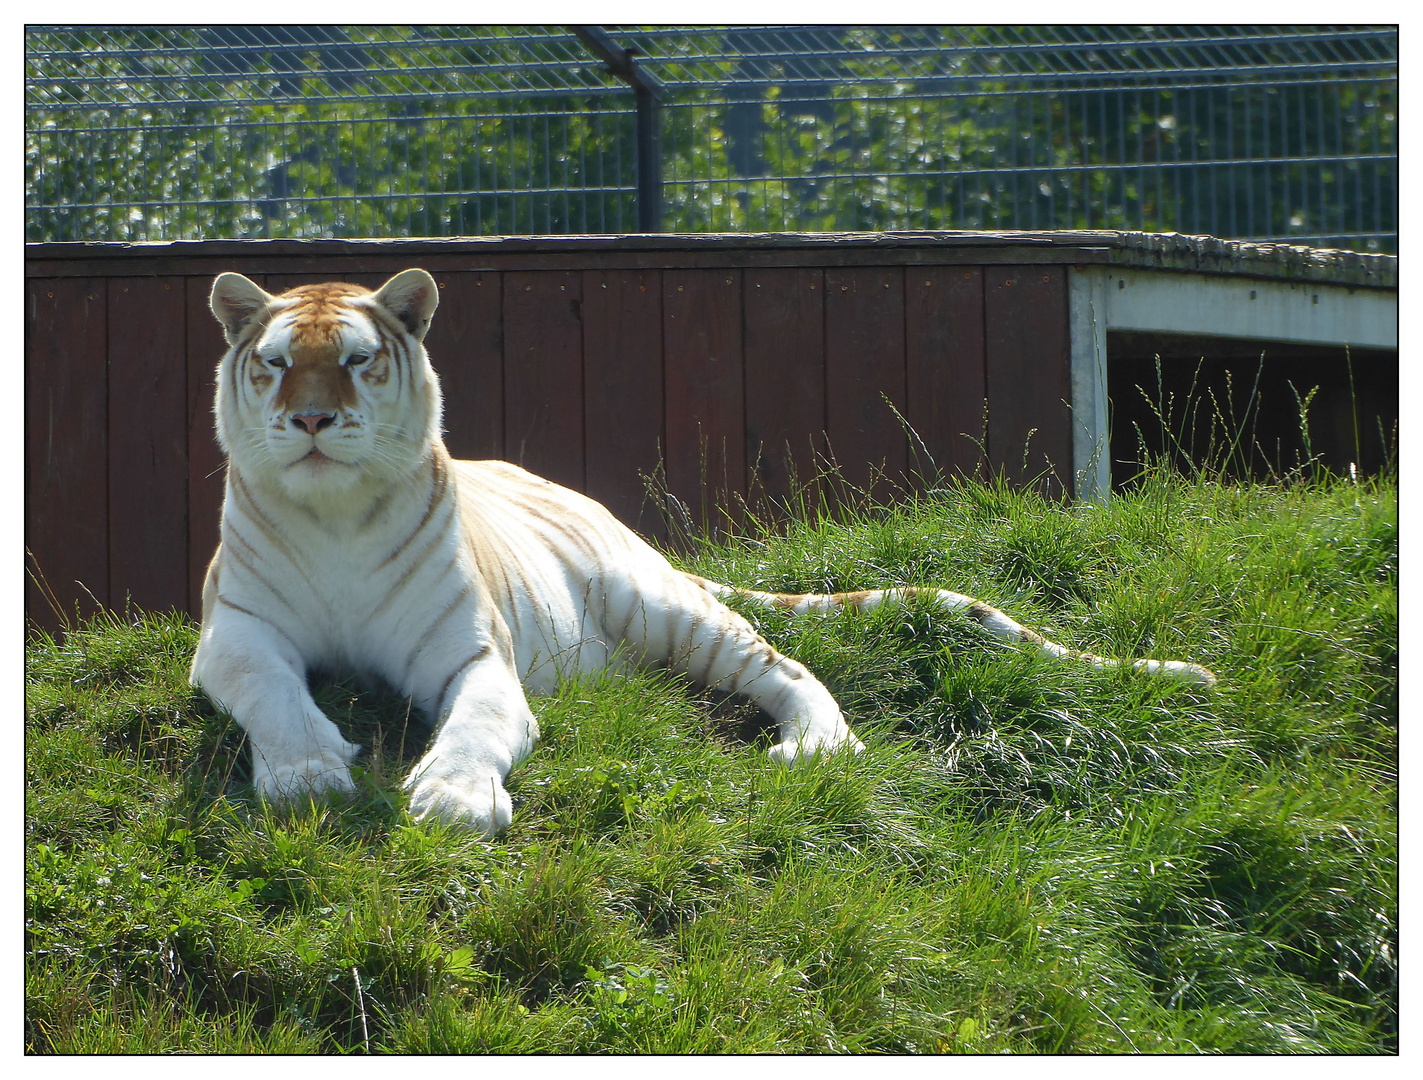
[25,469,1397,1053]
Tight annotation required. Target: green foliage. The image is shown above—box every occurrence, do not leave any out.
[26,27,1396,245]
[26,95,640,242]
[25,472,1396,1052]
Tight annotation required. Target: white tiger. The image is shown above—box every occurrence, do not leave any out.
[190,268,1216,837]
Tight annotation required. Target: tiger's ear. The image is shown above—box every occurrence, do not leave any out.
[210,273,276,345]
[373,268,439,341]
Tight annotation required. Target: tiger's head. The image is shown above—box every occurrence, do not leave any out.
[209,269,443,506]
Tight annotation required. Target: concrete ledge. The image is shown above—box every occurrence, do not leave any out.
[1097,267,1397,350]
[1067,266,1397,499]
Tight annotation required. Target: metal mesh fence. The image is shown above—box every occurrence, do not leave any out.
[26,25,1397,251]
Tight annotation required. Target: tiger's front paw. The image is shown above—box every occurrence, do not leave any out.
[252,742,359,804]
[768,729,865,767]
[405,766,513,838]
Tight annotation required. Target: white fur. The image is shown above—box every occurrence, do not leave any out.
[191,270,863,836]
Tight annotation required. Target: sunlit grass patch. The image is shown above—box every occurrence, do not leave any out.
[25,469,1396,1052]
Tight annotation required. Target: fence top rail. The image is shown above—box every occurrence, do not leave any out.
[26,25,1397,108]
[24,230,1397,289]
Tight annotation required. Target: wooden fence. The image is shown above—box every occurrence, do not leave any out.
[27,234,1092,633]
[26,231,1395,635]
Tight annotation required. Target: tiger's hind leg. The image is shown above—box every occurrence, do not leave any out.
[614,574,864,764]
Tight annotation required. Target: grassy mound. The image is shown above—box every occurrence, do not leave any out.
[25,470,1397,1052]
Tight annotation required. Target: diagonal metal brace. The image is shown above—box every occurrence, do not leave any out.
[572,25,663,99]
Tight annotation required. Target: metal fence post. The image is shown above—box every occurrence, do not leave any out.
[573,26,663,232]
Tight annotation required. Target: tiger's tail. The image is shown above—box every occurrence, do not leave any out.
[689,577,1216,689]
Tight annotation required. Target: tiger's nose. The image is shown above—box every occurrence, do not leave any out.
[291,412,336,435]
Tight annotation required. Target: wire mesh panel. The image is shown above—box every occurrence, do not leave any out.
[636,26,1397,250]
[26,25,1397,251]
[26,27,639,241]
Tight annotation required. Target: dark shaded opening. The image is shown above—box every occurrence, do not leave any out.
[1107,332,1397,490]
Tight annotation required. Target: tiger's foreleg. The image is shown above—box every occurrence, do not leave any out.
[190,606,360,801]
[618,576,865,765]
[402,645,540,837]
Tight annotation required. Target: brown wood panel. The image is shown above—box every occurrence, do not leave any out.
[502,271,585,491]
[581,269,666,541]
[22,248,1115,635]
[824,266,907,501]
[663,269,746,532]
[743,267,826,516]
[906,267,987,486]
[186,273,239,617]
[427,271,504,462]
[984,266,1074,497]
[108,277,190,616]
[26,278,109,631]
